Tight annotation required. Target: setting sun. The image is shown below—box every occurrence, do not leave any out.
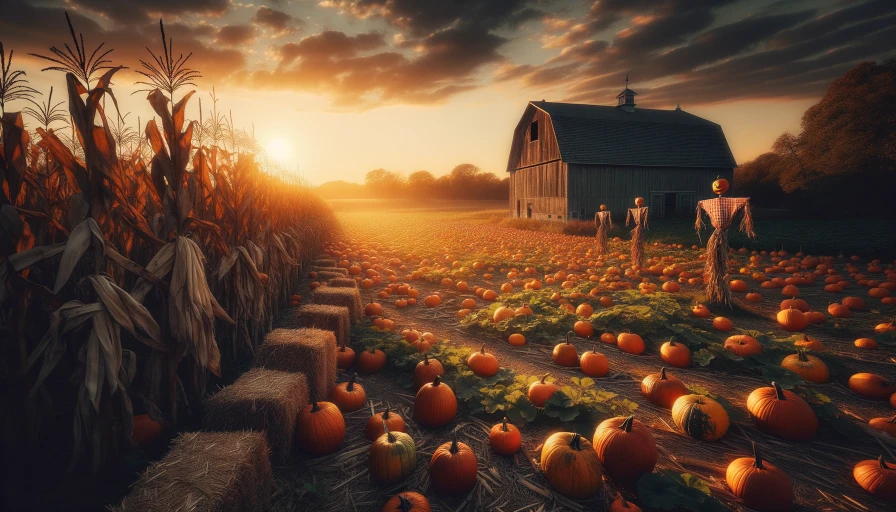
[266,138,293,163]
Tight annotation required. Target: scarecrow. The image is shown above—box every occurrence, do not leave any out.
[695,178,756,305]
[593,204,613,256]
[626,197,648,267]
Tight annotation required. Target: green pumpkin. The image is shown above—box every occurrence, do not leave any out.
[368,423,417,484]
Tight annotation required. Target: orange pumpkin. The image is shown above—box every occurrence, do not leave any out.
[634,196,645,206]
[853,456,896,501]
[528,374,559,407]
[724,335,762,357]
[493,306,515,322]
[875,317,896,333]
[467,345,499,377]
[617,332,645,355]
[381,492,431,512]
[780,298,809,312]
[600,332,617,345]
[365,302,383,316]
[336,342,356,369]
[489,417,521,455]
[365,405,407,442]
[780,351,829,383]
[429,433,478,494]
[508,333,526,346]
[712,177,729,195]
[691,304,711,318]
[794,334,824,351]
[552,332,579,367]
[609,497,643,512]
[660,338,691,368]
[574,319,595,337]
[329,373,367,412]
[855,337,878,350]
[413,353,444,390]
[541,432,603,498]
[712,316,733,331]
[776,307,808,331]
[356,347,387,375]
[671,394,729,441]
[132,414,163,447]
[592,415,657,485]
[869,416,896,438]
[641,368,689,408]
[746,382,817,441]
[580,345,609,377]
[296,401,346,456]
[848,373,896,400]
[726,442,793,511]
[842,296,866,310]
[414,375,457,428]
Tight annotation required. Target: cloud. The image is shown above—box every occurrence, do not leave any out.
[214,24,256,46]
[252,6,304,37]
[68,0,229,25]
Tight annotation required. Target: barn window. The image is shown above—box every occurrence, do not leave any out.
[529,121,538,142]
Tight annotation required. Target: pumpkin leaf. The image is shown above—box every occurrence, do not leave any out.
[543,391,579,422]
[636,472,729,512]
[693,349,715,366]
[759,365,803,388]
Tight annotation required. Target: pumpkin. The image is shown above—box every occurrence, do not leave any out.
[609,497,642,512]
[660,338,691,368]
[730,279,747,292]
[726,442,793,512]
[855,337,878,350]
[692,304,711,318]
[493,306,515,322]
[635,196,645,206]
[467,345,499,377]
[429,432,478,494]
[776,307,808,331]
[600,332,617,344]
[746,292,763,303]
[794,333,824,351]
[424,294,442,307]
[552,332,579,366]
[671,394,729,441]
[576,303,594,317]
[580,345,609,377]
[854,456,896,501]
[781,350,829,383]
[365,302,383,316]
[488,417,521,455]
[337,341,356,369]
[617,332,645,355]
[413,353,444,390]
[842,296,866,310]
[781,284,799,297]
[381,492,431,512]
[869,416,896,438]
[296,401,346,456]
[528,374,559,407]
[573,320,595,337]
[724,335,762,357]
[848,373,896,400]
[746,381,817,441]
[365,405,407,442]
[712,177,729,195]
[712,316,733,331]
[329,373,367,412]
[805,311,826,324]
[541,432,603,499]
[369,422,416,484]
[508,333,526,346]
[357,346,387,375]
[132,414,163,447]
[414,375,457,428]
[592,415,658,485]
[641,368,689,409]
[875,317,896,333]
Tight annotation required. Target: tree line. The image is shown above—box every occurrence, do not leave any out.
[734,57,895,218]
[317,163,509,200]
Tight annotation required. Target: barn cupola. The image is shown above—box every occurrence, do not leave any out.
[616,75,637,112]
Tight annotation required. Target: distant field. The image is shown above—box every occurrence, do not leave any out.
[327,198,507,212]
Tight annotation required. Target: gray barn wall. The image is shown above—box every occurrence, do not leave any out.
[566,164,734,221]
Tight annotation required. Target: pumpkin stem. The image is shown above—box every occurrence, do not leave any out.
[480,345,486,354]
[310,400,320,413]
[383,420,395,443]
[346,373,357,391]
[752,442,765,470]
[339,340,347,352]
[502,417,509,432]
[450,430,460,454]
[569,432,582,451]
[566,331,573,344]
[660,367,668,380]
[369,346,377,354]
[541,373,550,384]
[432,375,441,386]
[797,350,809,362]
[668,337,676,346]
[879,455,889,470]
[621,415,634,432]
[771,381,786,400]
[397,495,413,512]
[369,400,375,416]
[383,407,390,419]
[423,352,429,364]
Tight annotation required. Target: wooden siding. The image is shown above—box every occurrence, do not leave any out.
[566,164,734,220]
[516,108,561,168]
[509,161,567,220]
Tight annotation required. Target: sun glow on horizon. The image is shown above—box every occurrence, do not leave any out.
[266,138,294,164]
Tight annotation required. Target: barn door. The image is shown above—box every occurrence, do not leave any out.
[650,193,665,217]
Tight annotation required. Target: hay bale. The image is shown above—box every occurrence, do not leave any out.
[295,304,351,347]
[316,270,346,282]
[328,277,358,288]
[256,328,337,402]
[313,258,336,268]
[117,431,272,512]
[311,286,363,323]
[203,368,308,465]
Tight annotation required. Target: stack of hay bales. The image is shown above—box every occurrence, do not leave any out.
[328,277,358,288]
[256,328,337,401]
[117,431,273,512]
[313,258,336,267]
[315,270,347,282]
[295,304,351,346]
[311,286,363,322]
[203,368,308,465]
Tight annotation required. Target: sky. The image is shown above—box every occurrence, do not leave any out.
[1,0,894,185]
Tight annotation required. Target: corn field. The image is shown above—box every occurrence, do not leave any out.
[0,14,336,503]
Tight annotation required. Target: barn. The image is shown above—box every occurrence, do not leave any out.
[507,84,736,221]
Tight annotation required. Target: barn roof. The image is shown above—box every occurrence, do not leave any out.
[527,100,737,169]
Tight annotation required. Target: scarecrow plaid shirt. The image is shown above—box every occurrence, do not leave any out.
[695,196,755,236]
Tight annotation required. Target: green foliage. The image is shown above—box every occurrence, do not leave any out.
[637,471,729,511]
